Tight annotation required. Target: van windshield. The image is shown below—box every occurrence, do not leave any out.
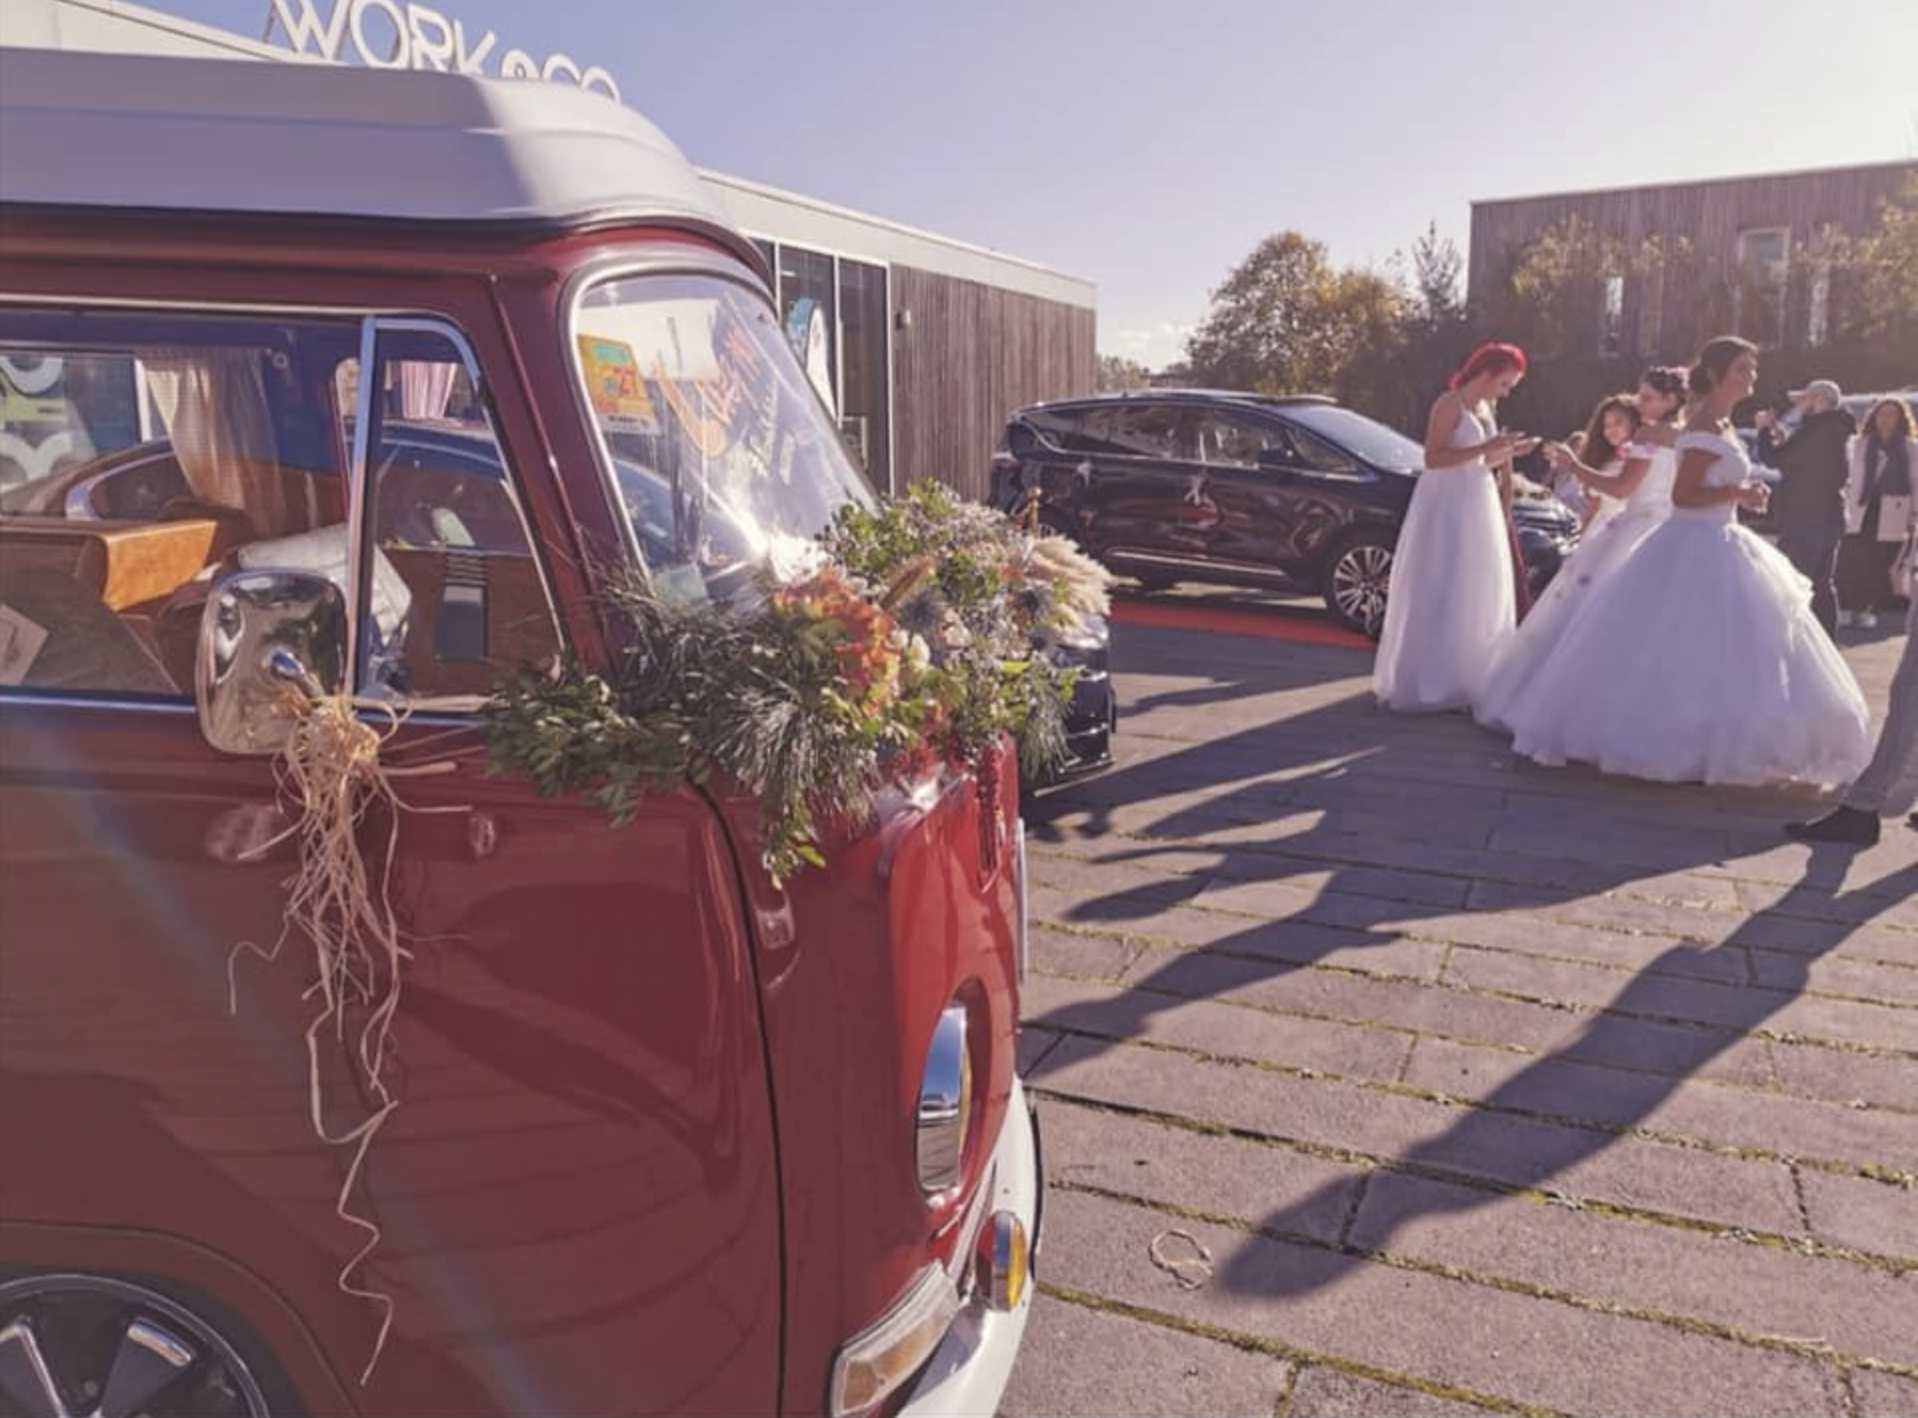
[571,272,875,604]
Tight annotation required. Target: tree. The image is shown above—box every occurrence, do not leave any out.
[1095,353,1151,392]
[1343,223,1473,431]
[1185,231,1409,397]
[1408,221,1466,333]
[1849,174,1918,353]
[1482,217,1684,359]
[1483,216,1628,357]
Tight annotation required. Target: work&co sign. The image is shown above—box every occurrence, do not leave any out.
[263,0,619,100]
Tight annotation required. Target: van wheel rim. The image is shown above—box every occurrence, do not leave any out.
[1332,544,1392,628]
[0,1276,268,1418]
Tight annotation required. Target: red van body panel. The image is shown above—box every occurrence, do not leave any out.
[0,212,1032,1416]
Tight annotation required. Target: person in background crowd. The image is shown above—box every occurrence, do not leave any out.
[1759,378,1856,635]
[1373,342,1535,711]
[1837,397,1917,629]
[1787,521,1918,845]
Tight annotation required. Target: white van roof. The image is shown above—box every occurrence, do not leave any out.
[0,46,757,264]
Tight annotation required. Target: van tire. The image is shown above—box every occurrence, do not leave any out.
[0,1271,302,1417]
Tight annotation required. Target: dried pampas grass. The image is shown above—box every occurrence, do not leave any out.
[1025,531,1113,623]
[226,692,456,1384]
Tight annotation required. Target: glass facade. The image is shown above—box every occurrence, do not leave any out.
[837,259,891,491]
[776,246,838,417]
[761,240,892,494]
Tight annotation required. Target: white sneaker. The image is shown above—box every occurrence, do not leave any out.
[1858,610,1878,629]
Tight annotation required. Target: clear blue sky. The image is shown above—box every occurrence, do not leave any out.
[161,0,1918,367]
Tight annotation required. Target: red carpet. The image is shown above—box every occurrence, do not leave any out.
[1108,598,1375,649]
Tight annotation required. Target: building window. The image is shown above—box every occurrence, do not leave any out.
[1636,254,1665,356]
[1807,259,1832,347]
[1598,275,1624,356]
[1734,227,1790,347]
[837,259,891,493]
[777,245,838,416]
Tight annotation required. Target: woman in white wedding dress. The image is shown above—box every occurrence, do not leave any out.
[1374,343,1537,712]
[1477,370,1687,731]
[1507,338,1871,788]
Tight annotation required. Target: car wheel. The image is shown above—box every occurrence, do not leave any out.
[1323,531,1394,636]
[0,1274,274,1418]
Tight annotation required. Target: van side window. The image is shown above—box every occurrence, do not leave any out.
[349,326,562,700]
[0,311,357,698]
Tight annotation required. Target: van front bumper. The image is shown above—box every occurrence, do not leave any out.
[895,1075,1042,1417]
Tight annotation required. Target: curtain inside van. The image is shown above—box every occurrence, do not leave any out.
[145,350,293,538]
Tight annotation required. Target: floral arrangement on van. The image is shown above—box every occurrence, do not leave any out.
[480,480,1110,882]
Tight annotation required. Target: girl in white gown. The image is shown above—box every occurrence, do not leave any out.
[1507,338,1871,788]
[1477,372,1687,731]
[1375,343,1537,711]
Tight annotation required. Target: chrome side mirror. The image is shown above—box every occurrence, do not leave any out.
[196,569,348,756]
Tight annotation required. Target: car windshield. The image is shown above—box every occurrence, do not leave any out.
[571,271,875,604]
[1280,404,1424,472]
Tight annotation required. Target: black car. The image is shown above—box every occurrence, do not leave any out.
[990,391,1580,634]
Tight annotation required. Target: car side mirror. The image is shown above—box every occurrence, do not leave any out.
[196,569,348,756]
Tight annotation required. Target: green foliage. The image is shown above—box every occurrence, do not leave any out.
[825,481,1106,779]
[1850,174,1918,351]
[1186,226,1477,433]
[1096,353,1152,391]
[1184,181,1915,447]
[482,482,1111,883]
[1185,232,1409,398]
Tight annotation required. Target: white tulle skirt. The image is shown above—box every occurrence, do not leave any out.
[1477,501,1669,732]
[1374,463,1515,712]
[1506,514,1872,788]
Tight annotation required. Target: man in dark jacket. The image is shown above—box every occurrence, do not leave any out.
[1759,379,1856,635]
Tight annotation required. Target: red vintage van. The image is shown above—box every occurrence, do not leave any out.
[0,46,1038,1418]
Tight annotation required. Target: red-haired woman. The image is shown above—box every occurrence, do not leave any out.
[1373,342,1536,711]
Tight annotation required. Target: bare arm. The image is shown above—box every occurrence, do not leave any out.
[1550,450,1652,498]
[1670,447,1764,510]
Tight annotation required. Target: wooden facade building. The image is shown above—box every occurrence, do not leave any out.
[711,175,1097,503]
[1468,160,1917,359]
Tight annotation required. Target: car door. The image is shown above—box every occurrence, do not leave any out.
[1187,408,1316,570]
[0,289,782,1414]
[304,316,789,1416]
[1011,402,1186,560]
[1089,401,1208,561]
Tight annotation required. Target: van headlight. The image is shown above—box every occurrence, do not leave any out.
[916,1004,971,1195]
[828,1263,960,1417]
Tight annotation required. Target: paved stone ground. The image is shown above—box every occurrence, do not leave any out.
[1001,595,1918,1418]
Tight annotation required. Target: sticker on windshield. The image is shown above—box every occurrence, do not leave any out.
[576,335,660,432]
